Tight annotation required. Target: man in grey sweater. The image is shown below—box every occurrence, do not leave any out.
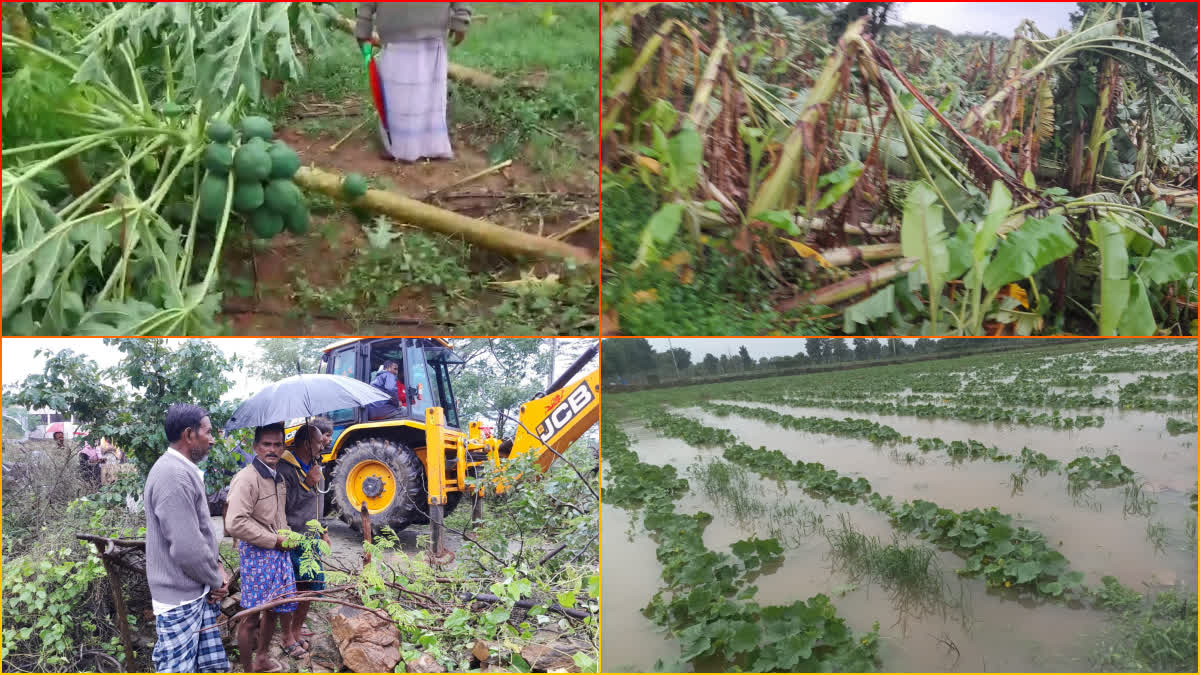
[145,404,231,673]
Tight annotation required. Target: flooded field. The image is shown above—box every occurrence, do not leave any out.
[602,340,1197,672]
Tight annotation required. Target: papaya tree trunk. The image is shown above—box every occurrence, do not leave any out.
[292,167,596,266]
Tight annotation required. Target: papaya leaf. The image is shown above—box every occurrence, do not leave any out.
[982,213,1076,291]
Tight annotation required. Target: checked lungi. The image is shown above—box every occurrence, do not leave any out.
[151,595,229,673]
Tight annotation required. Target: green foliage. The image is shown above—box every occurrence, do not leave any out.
[1,549,115,672]
[1095,588,1197,672]
[604,423,880,671]
[292,224,475,332]
[1066,454,1136,488]
[1165,417,1198,435]
[825,515,943,599]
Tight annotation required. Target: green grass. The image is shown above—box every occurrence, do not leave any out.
[1123,481,1158,518]
[602,177,836,335]
[449,2,597,173]
[1096,589,1198,672]
[249,2,598,181]
[824,514,943,599]
[688,457,824,545]
[1145,520,1169,554]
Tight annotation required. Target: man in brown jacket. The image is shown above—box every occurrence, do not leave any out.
[225,423,299,671]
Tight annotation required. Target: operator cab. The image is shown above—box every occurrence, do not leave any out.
[317,338,465,442]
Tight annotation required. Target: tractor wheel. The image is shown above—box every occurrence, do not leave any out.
[334,438,426,532]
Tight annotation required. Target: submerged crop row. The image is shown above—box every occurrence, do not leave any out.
[743,391,1107,428]
[602,422,881,672]
[645,410,1095,600]
[703,401,1136,491]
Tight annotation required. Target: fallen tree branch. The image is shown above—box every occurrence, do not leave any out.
[819,243,904,267]
[292,166,596,265]
[781,258,917,310]
[461,592,591,620]
[424,160,513,200]
[537,543,568,567]
[551,213,599,241]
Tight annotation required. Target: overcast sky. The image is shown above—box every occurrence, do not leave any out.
[645,338,917,361]
[896,2,1076,36]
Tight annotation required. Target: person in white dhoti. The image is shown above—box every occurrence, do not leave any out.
[355,3,471,162]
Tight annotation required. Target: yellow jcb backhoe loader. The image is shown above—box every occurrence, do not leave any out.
[285,338,599,555]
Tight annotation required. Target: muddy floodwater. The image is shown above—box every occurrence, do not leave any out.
[602,343,1197,672]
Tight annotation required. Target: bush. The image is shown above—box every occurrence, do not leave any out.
[2,440,92,557]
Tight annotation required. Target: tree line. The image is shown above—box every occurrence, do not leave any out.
[600,338,1096,382]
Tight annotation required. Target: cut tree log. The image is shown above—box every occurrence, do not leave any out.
[293,167,595,265]
[318,5,511,89]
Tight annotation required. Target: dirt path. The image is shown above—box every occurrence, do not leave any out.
[219,111,598,335]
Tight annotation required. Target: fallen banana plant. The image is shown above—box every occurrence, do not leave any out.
[602,3,1197,336]
[293,167,596,265]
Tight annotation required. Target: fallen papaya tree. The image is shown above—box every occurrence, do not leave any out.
[293,166,596,265]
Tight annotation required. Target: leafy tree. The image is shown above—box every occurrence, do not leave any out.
[805,338,826,363]
[701,353,720,374]
[852,338,871,360]
[664,347,693,372]
[599,338,657,379]
[7,340,240,476]
[249,338,332,380]
[828,339,852,362]
[450,339,596,439]
[102,339,240,473]
[738,345,754,370]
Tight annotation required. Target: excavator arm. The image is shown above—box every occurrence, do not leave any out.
[507,344,601,472]
[421,345,599,559]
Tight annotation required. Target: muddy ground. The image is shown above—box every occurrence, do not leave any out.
[219,112,598,335]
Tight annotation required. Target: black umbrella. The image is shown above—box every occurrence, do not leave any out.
[224,374,389,431]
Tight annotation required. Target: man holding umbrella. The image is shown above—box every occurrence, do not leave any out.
[223,373,390,668]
